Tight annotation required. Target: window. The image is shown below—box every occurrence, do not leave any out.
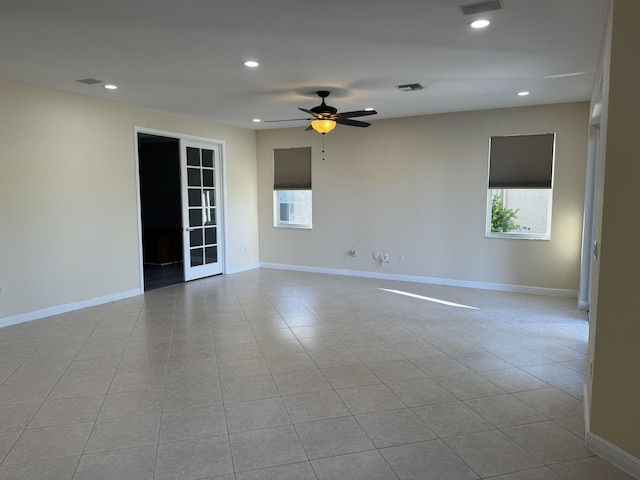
[486,133,555,239]
[273,147,312,229]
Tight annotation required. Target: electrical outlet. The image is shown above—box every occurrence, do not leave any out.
[373,251,379,260]
[398,253,405,262]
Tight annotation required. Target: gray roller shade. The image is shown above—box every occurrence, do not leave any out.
[489,133,555,188]
[273,147,312,190]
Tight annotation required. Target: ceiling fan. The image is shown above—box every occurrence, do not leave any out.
[265,90,377,134]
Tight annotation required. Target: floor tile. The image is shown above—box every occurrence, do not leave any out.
[28,395,104,428]
[521,364,586,387]
[502,420,593,464]
[98,388,164,420]
[229,425,307,472]
[479,368,549,393]
[282,390,351,423]
[387,378,457,407]
[355,408,436,448]
[320,364,381,389]
[221,376,279,404]
[368,360,428,383]
[225,397,291,433]
[155,434,233,480]
[273,369,332,395]
[0,456,79,480]
[485,466,562,479]
[295,416,374,459]
[159,405,227,443]
[48,375,113,400]
[3,422,93,465]
[336,384,405,415]
[311,450,399,480]
[235,461,317,480]
[73,445,156,480]
[444,429,542,477]
[410,356,473,377]
[0,403,41,432]
[412,401,494,437]
[84,413,161,453]
[434,372,505,400]
[163,381,223,410]
[513,387,584,418]
[380,439,478,480]
[465,394,547,428]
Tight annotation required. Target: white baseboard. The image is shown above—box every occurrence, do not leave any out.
[260,263,578,298]
[578,300,590,311]
[586,432,640,479]
[0,289,142,328]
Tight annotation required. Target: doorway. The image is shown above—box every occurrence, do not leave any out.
[138,133,184,290]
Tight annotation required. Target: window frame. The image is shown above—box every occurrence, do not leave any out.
[485,133,556,241]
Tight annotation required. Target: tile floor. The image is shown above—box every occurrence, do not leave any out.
[0,269,635,480]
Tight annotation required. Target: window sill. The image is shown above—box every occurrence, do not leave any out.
[485,232,550,240]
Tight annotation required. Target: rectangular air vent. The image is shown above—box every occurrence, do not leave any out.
[397,83,424,92]
[459,0,504,16]
[76,78,105,85]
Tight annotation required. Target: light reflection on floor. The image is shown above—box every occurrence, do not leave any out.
[379,288,479,310]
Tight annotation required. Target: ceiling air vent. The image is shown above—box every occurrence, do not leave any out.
[458,0,504,16]
[76,78,105,85]
[397,83,424,92]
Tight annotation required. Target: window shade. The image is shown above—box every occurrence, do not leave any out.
[273,147,312,190]
[488,133,555,189]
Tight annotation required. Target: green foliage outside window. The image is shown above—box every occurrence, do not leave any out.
[491,194,521,233]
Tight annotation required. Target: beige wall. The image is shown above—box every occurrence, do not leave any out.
[0,79,258,320]
[257,103,589,292]
[589,0,640,461]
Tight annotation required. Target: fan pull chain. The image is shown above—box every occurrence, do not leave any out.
[321,134,326,161]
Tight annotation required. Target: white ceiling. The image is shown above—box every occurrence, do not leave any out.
[0,0,609,130]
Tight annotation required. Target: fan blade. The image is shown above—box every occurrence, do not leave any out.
[305,125,314,131]
[262,118,311,123]
[298,107,322,118]
[335,118,371,127]
[335,110,377,119]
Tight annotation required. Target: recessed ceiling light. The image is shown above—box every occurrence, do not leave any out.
[364,107,375,112]
[252,118,261,123]
[243,60,259,68]
[104,84,118,90]
[470,19,490,29]
[517,91,530,96]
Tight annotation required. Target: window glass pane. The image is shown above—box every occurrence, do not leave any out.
[189,208,202,227]
[187,168,201,187]
[189,228,203,247]
[190,248,204,266]
[188,189,201,207]
[186,147,200,166]
[202,149,214,168]
[204,246,217,264]
[274,190,312,228]
[204,227,216,245]
[488,189,551,237]
[203,169,214,188]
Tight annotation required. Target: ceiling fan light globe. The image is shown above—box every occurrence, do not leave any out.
[311,119,337,134]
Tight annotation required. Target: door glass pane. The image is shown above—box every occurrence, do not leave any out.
[203,189,215,207]
[190,248,204,266]
[205,246,217,264]
[187,147,200,166]
[204,227,216,245]
[190,228,203,247]
[187,168,201,187]
[203,207,216,225]
[202,149,214,168]
[188,189,201,206]
[203,169,214,188]
[189,208,203,227]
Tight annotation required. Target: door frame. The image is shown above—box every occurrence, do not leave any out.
[134,126,228,292]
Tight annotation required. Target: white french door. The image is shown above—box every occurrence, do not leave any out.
[180,140,223,281]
